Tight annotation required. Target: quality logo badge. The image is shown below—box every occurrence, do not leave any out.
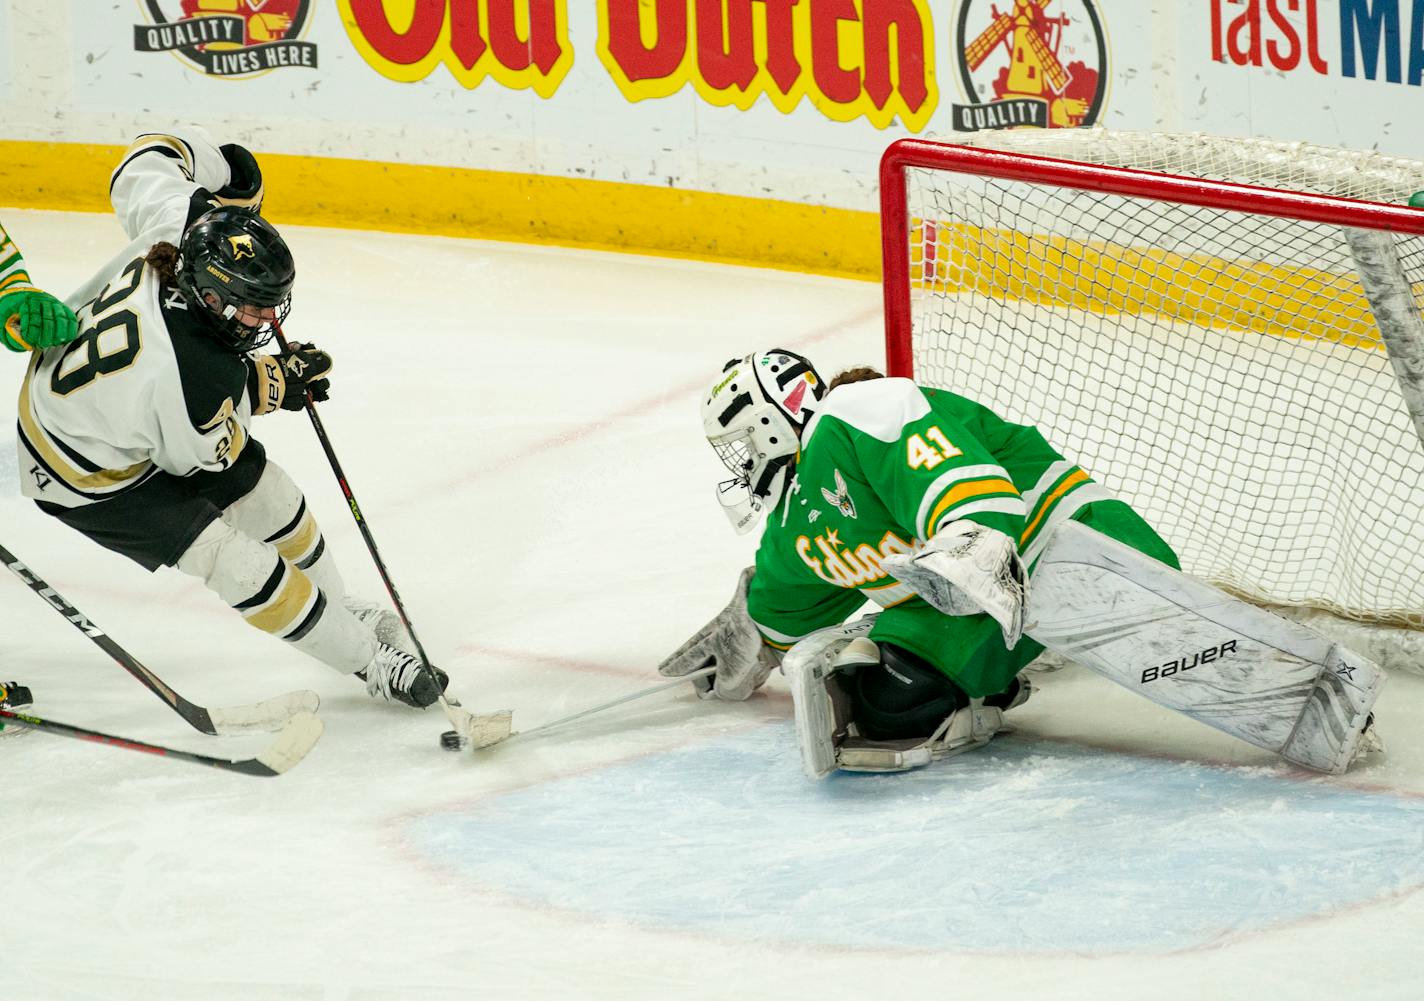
[134,1,318,78]
[951,0,1107,131]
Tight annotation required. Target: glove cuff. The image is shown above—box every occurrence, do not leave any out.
[248,354,286,416]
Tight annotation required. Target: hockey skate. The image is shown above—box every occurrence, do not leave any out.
[0,681,33,708]
[357,644,449,709]
[345,598,417,657]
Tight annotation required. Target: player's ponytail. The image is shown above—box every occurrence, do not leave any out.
[144,241,181,283]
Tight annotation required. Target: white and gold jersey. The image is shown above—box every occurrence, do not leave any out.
[16,129,259,507]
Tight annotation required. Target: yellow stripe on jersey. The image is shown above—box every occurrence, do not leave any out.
[925,476,1019,538]
[0,270,33,293]
[17,364,154,491]
[1020,469,1091,548]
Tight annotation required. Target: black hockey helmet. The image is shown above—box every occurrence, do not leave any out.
[177,205,294,352]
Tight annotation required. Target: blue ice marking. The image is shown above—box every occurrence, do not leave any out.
[409,723,1424,954]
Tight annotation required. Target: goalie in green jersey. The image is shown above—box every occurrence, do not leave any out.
[659,348,1180,778]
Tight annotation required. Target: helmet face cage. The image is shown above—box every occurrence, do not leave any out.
[711,434,755,485]
[701,349,825,533]
[177,206,295,354]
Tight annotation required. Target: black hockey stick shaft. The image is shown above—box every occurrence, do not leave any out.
[0,542,222,734]
[0,708,305,777]
[274,329,436,671]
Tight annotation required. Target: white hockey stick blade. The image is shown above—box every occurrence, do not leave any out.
[208,689,322,735]
[464,709,515,749]
[252,711,325,775]
[440,697,515,750]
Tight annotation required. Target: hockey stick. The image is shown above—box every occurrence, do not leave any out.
[0,707,323,777]
[471,666,718,750]
[0,543,319,735]
[274,329,513,747]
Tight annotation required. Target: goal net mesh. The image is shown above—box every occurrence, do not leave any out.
[896,130,1424,642]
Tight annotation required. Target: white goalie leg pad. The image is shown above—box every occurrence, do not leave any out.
[783,618,877,779]
[784,617,1009,778]
[1027,521,1386,774]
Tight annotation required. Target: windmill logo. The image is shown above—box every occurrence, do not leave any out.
[952,0,1107,131]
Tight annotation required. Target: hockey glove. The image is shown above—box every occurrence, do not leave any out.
[881,520,1027,648]
[275,341,333,409]
[213,144,264,210]
[657,566,780,701]
[0,287,79,351]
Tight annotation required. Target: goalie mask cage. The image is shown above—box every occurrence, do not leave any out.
[880,131,1424,666]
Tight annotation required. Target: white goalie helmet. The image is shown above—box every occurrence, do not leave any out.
[701,348,825,534]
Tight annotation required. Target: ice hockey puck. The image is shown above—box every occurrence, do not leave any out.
[439,729,467,751]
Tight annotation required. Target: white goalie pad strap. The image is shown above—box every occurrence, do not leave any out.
[1027,521,1386,774]
[837,703,1008,773]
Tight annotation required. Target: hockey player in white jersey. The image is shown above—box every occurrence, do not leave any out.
[17,129,448,709]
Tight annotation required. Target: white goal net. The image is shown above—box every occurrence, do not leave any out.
[880,130,1424,670]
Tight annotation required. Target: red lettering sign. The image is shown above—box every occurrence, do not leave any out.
[339,0,574,95]
[598,0,938,130]
[1211,0,1327,74]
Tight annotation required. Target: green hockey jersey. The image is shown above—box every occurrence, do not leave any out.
[746,377,1177,696]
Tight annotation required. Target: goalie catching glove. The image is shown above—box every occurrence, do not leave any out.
[657,566,780,700]
[881,520,1027,648]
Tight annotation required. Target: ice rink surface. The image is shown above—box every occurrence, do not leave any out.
[3,208,1424,1001]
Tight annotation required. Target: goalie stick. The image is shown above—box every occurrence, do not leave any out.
[0,542,319,736]
[470,666,718,750]
[275,328,513,749]
[0,707,323,777]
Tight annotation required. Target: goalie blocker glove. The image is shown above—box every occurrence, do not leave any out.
[657,566,780,700]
